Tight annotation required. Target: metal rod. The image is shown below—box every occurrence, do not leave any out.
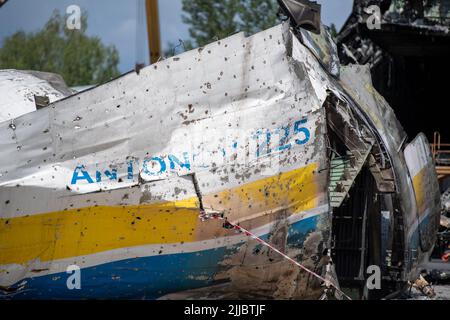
[146,0,161,64]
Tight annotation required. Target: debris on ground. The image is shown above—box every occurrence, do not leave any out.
[411,274,436,298]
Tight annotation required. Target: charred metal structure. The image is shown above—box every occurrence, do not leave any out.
[338,0,450,140]
[0,0,442,300]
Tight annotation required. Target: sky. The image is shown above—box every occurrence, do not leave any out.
[0,0,354,73]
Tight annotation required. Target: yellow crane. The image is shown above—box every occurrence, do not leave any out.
[145,0,161,64]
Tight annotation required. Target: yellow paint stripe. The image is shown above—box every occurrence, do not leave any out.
[412,167,427,216]
[205,163,319,221]
[0,163,320,265]
[0,200,200,266]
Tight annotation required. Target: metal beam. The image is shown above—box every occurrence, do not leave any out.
[146,0,161,64]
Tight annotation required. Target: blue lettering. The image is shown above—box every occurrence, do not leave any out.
[71,165,94,185]
[96,171,102,182]
[95,169,118,182]
[294,119,310,145]
[127,160,134,180]
[104,169,118,181]
[276,126,292,151]
[142,157,166,175]
[168,153,191,171]
[255,130,271,158]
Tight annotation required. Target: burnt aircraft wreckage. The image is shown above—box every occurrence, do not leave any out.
[338,0,450,272]
[337,0,450,139]
[0,0,442,299]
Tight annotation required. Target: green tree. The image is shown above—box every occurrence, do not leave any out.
[238,0,280,35]
[181,0,279,48]
[329,23,338,39]
[0,10,120,86]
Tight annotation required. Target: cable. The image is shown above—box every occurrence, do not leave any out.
[199,211,352,300]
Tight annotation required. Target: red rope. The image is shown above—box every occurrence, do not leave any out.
[200,213,352,300]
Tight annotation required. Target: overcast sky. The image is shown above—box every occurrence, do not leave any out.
[0,0,354,73]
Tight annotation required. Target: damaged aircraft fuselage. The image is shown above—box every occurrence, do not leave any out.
[0,18,441,299]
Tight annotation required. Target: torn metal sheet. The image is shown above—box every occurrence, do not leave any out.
[0,18,441,299]
[299,24,340,77]
[404,133,441,252]
[0,23,332,299]
[339,64,440,280]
